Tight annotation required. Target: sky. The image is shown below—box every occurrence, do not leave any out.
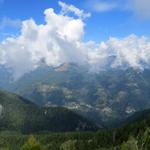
[1,0,150,42]
[0,0,150,79]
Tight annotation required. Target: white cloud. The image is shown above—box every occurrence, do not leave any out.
[87,0,118,12]
[88,35,150,71]
[58,1,91,19]
[1,1,150,80]
[0,17,22,29]
[86,0,150,20]
[129,0,150,20]
[0,4,88,79]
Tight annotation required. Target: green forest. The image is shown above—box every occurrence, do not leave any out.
[1,112,150,150]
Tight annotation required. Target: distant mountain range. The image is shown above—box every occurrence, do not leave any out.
[1,63,150,128]
[0,90,99,133]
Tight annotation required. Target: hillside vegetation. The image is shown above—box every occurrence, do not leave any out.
[5,64,150,128]
[1,109,150,150]
[0,90,99,133]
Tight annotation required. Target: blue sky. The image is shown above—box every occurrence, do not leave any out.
[1,0,150,79]
[0,0,150,42]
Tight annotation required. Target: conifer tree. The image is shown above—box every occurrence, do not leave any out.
[121,136,138,150]
[21,135,45,150]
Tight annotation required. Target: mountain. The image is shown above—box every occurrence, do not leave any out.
[122,108,150,126]
[1,107,150,150]
[1,89,150,149]
[0,65,12,89]
[3,64,150,128]
[0,90,99,133]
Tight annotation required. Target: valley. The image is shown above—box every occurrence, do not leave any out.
[1,0,150,149]
[0,64,150,150]
[2,64,150,128]
[1,65,150,149]
[1,103,150,150]
[0,90,99,133]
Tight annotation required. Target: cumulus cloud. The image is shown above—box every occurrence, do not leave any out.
[0,1,150,80]
[0,17,22,29]
[58,1,91,19]
[0,3,88,79]
[88,35,150,71]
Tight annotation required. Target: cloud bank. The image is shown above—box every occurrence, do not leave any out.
[0,1,150,79]
[89,35,150,71]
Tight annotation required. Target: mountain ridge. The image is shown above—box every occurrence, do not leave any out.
[0,90,100,133]
[1,64,150,128]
